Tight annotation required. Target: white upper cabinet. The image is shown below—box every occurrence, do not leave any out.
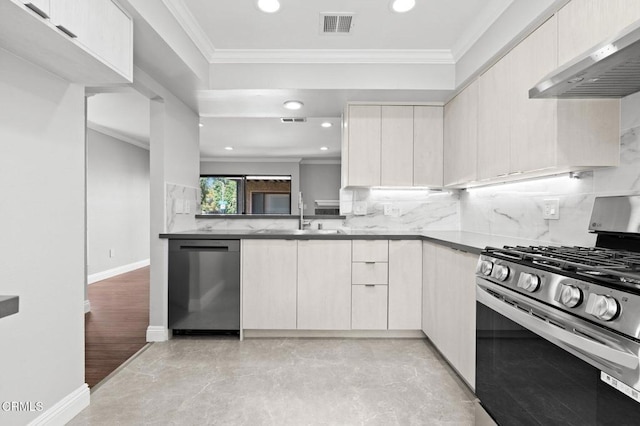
[346,105,382,187]
[558,0,640,66]
[381,106,414,186]
[414,106,444,187]
[343,104,444,188]
[2,0,132,84]
[444,80,478,187]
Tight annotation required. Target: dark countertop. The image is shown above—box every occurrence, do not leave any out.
[159,229,546,255]
[196,214,345,220]
[0,296,19,319]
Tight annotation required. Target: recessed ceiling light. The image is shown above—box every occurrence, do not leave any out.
[257,0,280,13]
[391,0,415,13]
[224,146,233,151]
[283,100,303,110]
[199,123,204,127]
[320,146,329,151]
[321,122,332,128]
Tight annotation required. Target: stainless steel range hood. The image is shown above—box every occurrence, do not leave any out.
[530,21,640,99]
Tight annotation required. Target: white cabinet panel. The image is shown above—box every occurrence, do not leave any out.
[413,106,444,187]
[444,80,478,187]
[352,240,388,262]
[242,240,297,329]
[347,105,381,186]
[388,240,422,330]
[297,240,352,330]
[352,262,388,285]
[381,105,414,186]
[351,285,388,330]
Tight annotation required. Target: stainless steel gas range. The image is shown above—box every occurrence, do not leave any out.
[475,195,640,426]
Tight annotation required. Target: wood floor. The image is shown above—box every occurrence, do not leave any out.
[85,266,149,388]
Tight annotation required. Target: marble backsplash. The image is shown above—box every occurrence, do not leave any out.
[166,183,200,233]
[340,188,460,231]
[460,92,640,247]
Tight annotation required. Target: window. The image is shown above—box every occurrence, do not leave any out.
[200,175,291,215]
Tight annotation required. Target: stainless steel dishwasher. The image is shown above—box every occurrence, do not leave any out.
[168,239,240,333]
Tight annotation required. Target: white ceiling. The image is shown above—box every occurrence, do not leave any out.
[89,0,561,161]
[87,90,150,148]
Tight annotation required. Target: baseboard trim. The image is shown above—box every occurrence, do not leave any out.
[28,383,89,426]
[84,299,91,314]
[87,259,150,284]
[243,329,426,339]
[146,326,170,342]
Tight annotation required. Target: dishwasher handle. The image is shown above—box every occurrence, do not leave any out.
[169,239,240,252]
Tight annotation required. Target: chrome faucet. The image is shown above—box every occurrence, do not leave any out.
[298,192,310,230]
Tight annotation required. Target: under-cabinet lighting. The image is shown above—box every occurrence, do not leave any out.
[257,0,280,13]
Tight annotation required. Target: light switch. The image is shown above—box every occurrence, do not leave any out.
[184,200,191,214]
[175,199,184,214]
[543,198,560,220]
[354,201,367,216]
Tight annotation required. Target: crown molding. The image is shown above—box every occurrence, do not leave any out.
[201,157,303,163]
[209,49,454,64]
[162,0,217,61]
[87,122,150,151]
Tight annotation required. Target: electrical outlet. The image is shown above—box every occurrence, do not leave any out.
[184,200,191,214]
[109,249,115,258]
[543,198,560,220]
[175,199,184,214]
[383,204,393,216]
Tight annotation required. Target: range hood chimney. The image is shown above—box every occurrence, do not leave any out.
[530,20,640,99]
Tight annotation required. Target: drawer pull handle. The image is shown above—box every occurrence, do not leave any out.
[57,25,77,38]
[365,261,375,264]
[365,284,375,287]
[25,3,49,18]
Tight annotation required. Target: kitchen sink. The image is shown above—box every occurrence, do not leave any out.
[255,229,345,235]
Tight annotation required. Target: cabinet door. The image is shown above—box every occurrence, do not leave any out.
[510,15,558,174]
[242,240,297,329]
[351,285,388,330]
[421,242,438,339]
[381,106,414,186]
[444,79,478,187]
[413,106,444,187]
[50,0,132,78]
[558,0,640,66]
[297,240,352,330]
[477,55,511,180]
[24,0,50,17]
[454,249,478,389]
[348,105,381,186]
[388,240,422,330]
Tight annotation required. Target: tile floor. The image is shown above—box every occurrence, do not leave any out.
[70,337,476,425]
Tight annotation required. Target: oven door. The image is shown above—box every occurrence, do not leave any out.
[476,278,640,426]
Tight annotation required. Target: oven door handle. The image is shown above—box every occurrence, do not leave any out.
[477,280,640,371]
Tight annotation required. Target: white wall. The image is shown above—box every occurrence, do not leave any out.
[135,68,201,341]
[0,48,87,424]
[200,161,301,214]
[300,163,341,215]
[87,129,150,276]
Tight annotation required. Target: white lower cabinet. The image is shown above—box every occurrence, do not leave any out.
[388,240,422,330]
[297,240,352,330]
[422,241,477,389]
[242,240,297,329]
[351,285,388,330]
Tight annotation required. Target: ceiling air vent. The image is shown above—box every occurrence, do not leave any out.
[320,13,354,34]
[280,117,307,123]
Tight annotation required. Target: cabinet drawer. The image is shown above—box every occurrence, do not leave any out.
[352,240,388,262]
[352,285,388,330]
[352,262,388,285]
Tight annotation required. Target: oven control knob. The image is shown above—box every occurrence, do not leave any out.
[479,260,493,276]
[518,273,540,292]
[559,284,583,308]
[492,264,510,282]
[586,294,620,321]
